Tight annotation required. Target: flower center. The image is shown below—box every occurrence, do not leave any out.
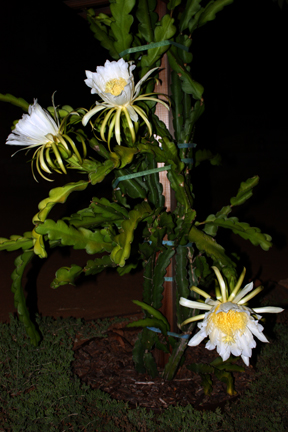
[105,78,127,96]
[208,306,248,344]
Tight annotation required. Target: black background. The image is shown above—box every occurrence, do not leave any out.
[0,0,287,297]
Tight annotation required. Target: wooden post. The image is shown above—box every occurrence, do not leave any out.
[154,0,176,367]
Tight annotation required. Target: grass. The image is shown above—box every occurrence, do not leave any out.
[0,315,287,431]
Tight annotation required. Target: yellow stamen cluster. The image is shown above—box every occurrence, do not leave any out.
[207,306,248,344]
[105,78,127,96]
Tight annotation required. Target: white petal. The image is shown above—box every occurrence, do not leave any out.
[205,340,216,350]
[188,328,207,347]
[247,320,269,343]
[102,59,131,81]
[6,100,58,147]
[217,338,231,361]
[109,80,133,105]
[85,59,135,105]
[233,282,254,304]
[134,67,158,97]
[197,319,208,331]
[216,301,243,314]
[206,327,219,349]
[84,71,102,94]
[179,297,212,311]
[126,105,138,122]
[253,306,284,314]
[236,332,253,358]
[82,105,106,126]
[230,346,242,357]
[241,355,250,366]
[205,298,220,307]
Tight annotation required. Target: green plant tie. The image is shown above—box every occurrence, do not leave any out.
[119,40,189,58]
[112,164,172,188]
[112,146,195,190]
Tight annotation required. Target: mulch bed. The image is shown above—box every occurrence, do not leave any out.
[72,317,256,412]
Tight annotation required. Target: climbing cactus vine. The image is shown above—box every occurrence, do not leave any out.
[0,0,281,387]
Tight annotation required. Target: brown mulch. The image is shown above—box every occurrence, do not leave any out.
[72,318,256,412]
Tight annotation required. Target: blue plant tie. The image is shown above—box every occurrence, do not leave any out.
[147,327,190,339]
[177,143,197,148]
[164,277,174,282]
[147,240,193,248]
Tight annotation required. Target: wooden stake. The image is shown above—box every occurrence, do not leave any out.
[154,0,176,367]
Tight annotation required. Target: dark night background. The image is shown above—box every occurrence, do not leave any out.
[0,0,287,321]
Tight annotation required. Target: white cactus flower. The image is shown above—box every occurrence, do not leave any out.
[82,58,169,148]
[180,267,284,366]
[6,100,59,147]
[6,99,85,181]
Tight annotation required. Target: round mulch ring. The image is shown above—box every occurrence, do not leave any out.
[72,318,256,412]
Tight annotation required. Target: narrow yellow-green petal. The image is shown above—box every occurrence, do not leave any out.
[39,145,53,174]
[51,141,67,174]
[190,286,211,299]
[63,133,82,163]
[215,286,222,301]
[35,149,53,182]
[212,266,227,302]
[133,105,152,136]
[114,108,122,145]
[31,148,40,182]
[134,67,159,95]
[45,147,60,171]
[228,267,246,302]
[107,113,117,151]
[123,107,136,143]
[56,134,71,157]
[181,314,206,327]
[238,286,264,305]
[179,297,212,310]
[135,96,170,111]
[82,105,106,126]
[75,132,87,158]
[100,108,115,142]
